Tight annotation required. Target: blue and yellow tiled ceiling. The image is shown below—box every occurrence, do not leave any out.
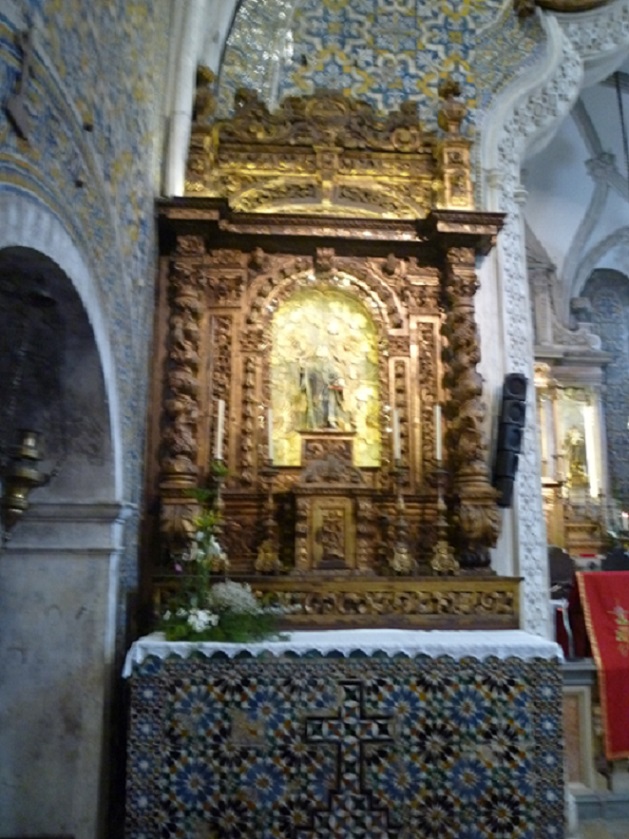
[216,0,545,132]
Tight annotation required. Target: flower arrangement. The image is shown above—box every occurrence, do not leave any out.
[159,487,279,643]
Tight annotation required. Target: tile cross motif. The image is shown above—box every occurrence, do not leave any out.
[301,680,397,837]
[304,680,394,793]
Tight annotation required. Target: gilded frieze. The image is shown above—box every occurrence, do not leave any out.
[186,88,474,217]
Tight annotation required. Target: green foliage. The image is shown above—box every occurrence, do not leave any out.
[158,488,280,643]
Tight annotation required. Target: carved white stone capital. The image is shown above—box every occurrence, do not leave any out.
[514,185,529,206]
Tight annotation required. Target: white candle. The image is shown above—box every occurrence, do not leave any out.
[392,409,401,461]
[214,399,225,460]
[434,404,442,462]
[267,408,274,462]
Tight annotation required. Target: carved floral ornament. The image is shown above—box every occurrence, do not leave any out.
[185,87,474,217]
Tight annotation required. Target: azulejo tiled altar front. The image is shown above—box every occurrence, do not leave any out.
[125,631,564,839]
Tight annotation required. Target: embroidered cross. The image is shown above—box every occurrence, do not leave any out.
[6,28,35,141]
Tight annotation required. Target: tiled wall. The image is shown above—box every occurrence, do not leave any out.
[0,0,171,583]
[217,0,544,137]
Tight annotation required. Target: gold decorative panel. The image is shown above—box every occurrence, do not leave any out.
[270,286,380,467]
[310,497,355,571]
[147,182,508,628]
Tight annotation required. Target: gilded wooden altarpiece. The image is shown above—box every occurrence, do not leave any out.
[144,88,520,629]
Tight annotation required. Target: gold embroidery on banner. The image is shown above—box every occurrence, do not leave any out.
[609,603,629,656]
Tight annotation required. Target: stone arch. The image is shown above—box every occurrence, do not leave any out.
[0,245,114,505]
[478,6,629,633]
[571,227,629,304]
[0,190,122,498]
[0,193,123,838]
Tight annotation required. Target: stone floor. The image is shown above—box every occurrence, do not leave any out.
[577,818,629,838]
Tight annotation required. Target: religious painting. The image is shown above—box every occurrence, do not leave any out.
[269,285,380,467]
[556,388,598,495]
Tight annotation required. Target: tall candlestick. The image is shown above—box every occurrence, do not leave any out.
[434,404,442,462]
[214,399,225,460]
[392,409,401,461]
[267,407,274,462]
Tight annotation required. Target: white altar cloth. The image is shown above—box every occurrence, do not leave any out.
[123,629,562,677]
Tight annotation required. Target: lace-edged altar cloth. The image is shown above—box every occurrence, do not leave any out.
[123,629,562,677]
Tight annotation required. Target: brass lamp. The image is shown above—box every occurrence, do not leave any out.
[1,429,46,534]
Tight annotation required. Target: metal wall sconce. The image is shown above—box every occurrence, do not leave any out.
[1,429,47,538]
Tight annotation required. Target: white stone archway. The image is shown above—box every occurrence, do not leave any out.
[479,2,629,634]
[0,191,127,839]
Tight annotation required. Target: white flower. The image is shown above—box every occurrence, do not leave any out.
[187,608,219,633]
[208,580,261,614]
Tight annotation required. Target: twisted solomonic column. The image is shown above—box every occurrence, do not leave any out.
[441,245,501,572]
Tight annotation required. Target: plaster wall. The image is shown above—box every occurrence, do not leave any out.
[580,78,628,163]
[0,544,119,839]
[588,190,629,245]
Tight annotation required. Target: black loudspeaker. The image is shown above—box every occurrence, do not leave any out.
[500,398,526,426]
[503,372,528,400]
[496,422,523,452]
[494,476,515,508]
[494,450,519,478]
[494,373,528,507]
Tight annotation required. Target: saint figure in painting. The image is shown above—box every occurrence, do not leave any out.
[299,359,347,430]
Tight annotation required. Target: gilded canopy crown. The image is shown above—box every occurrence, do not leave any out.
[185,86,474,217]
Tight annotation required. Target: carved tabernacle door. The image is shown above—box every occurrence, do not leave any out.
[144,88,520,629]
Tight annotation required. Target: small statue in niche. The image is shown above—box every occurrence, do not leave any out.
[315,510,346,569]
[564,426,588,488]
[437,77,466,135]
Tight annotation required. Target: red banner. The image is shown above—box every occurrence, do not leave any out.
[577,571,629,759]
